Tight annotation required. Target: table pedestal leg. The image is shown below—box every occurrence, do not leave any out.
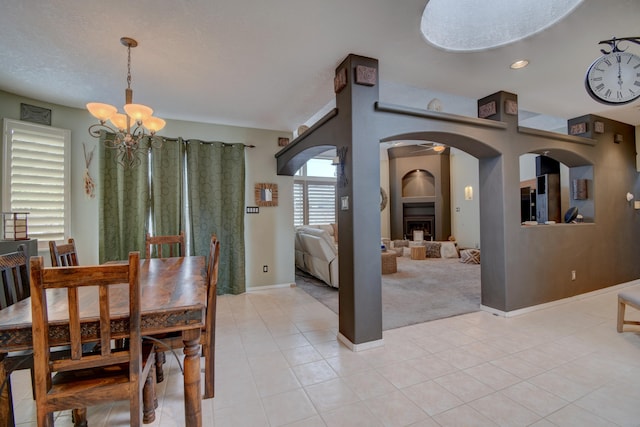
[183,328,202,427]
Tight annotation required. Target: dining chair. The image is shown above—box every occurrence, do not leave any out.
[29,251,157,426]
[153,234,219,398]
[145,231,185,259]
[0,245,34,422]
[49,238,79,267]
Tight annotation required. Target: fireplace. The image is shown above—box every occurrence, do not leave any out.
[388,149,452,241]
[403,202,436,240]
[404,216,435,240]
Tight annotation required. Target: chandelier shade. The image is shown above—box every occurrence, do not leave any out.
[86,103,118,121]
[109,113,129,131]
[86,37,165,168]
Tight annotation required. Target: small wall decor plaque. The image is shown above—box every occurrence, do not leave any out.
[594,121,605,134]
[504,99,518,115]
[334,67,347,93]
[478,101,496,119]
[355,65,377,86]
[20,103,51,126]
[569,122,588,135]
[278,137,290,147]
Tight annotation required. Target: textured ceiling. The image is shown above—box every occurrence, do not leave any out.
[0,0,639,132]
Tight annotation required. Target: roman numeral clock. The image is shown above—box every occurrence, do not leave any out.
[585,37,640,105]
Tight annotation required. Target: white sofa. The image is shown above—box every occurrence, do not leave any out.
[295,224,339,288]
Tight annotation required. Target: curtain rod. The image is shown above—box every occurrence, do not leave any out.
[164,138,254,148]
[197,140,255,148]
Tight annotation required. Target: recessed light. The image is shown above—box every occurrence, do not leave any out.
[510,59,529,69]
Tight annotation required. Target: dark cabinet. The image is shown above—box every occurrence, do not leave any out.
[536,174,560,223]
[520,187,536,222]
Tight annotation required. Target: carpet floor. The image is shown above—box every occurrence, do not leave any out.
[295,253,481,330]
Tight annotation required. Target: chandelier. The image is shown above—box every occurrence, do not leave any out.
[86,37,165,168]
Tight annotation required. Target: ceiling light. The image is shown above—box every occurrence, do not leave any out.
[433,144,446,153]
[87,37,165,168]
[510,59,529,69]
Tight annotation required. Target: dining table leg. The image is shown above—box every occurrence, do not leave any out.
[0,355,15,427]
[183,328,202,427]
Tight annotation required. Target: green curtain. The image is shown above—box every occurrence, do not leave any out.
[186,141,246,295]
[98,132,150,263]
[150,137,183,237]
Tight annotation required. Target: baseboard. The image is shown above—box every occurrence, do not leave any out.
[482,278,640,318]
[337,333,385,352]
[246,282,296,292]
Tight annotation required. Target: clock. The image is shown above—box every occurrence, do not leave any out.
[585,51,640,105]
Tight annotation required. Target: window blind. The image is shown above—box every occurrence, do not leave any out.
[3,119,70,249]
[293,182,304,226]
[307,183,335,225]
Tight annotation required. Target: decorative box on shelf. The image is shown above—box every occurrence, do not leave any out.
[2,212,29,240]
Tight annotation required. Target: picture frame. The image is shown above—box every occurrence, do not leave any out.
[255,183,278,207]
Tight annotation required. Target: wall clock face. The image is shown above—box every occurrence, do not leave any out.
[585,52,640,105]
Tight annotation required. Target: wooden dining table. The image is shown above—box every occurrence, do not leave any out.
[0,255,207,427]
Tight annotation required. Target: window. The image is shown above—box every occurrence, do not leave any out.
[2,119,70,250]
[293,157,336,226]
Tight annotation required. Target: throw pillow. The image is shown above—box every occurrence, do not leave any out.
[440,241,459,258]
[425,242,441,258]
[460,249,481,264]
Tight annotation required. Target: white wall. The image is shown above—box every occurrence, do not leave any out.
[449,148,480,249]
[0,90,294,288]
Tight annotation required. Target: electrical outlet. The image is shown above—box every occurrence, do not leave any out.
[263,265,268,273]
[571,270,576,281]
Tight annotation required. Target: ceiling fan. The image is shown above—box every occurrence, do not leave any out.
[412,142,446,153]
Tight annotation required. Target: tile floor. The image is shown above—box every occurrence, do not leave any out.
[10,281,640,426]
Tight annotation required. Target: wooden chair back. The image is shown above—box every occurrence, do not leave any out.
[0,245,29,309]
[145,231,185,258]
[29,251,153,426]
[48,238,79,267]
[153,234,219,398]
[0,245,31,423]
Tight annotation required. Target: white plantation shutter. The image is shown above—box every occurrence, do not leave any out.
[293,182,304,226]
[3,119,70,250]
[293,157,336,226]
[292,180,336,226]
[307,183,335,224]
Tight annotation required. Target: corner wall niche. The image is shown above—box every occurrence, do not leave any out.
[388,147,451,241]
